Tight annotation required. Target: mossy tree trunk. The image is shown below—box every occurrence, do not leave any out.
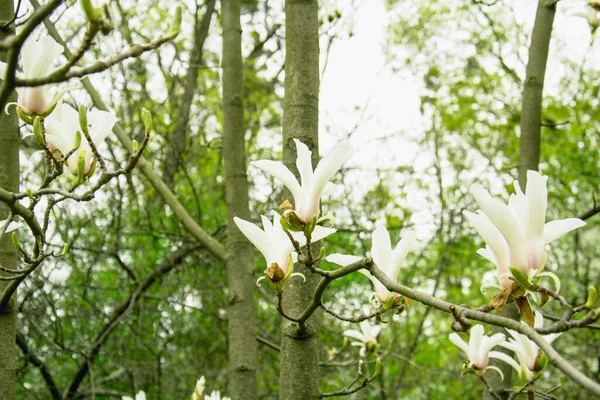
[0,2,19,399]
[222,0,258,398]
[279,1,322,399]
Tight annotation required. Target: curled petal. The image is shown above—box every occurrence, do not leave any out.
[536,271,561,294]
[484,365,504,381]
[289,272,306,283]
[256,276,267,287]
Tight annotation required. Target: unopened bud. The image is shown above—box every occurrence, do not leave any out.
[585,286,597,309]
[11,231,20,251]
[33,116,44,146]
[170,6,182,36]
[374,357,382,377]
[78,104,88,134]
[132,139,139,152]
[141,108,152,135]
[77,150,87,183]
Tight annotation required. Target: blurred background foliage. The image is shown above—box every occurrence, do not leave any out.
[14,0,600,398]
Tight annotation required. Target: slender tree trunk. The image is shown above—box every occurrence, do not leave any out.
[163,0,216,189]
[222,1,258,398]
[279,1,322,399]
[486,1,556,399]
[0,3,19,399]
[518,0,556,183]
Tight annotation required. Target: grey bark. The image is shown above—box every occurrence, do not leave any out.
[279,1,322,399]
[487,1,557,399]
[0,3,19,399]
[221,0,258,398]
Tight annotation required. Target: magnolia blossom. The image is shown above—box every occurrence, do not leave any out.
[45,102,118,175]
[449,324,506,375]
[192,376,206,400]
[123,391,146,400]
[0,36,66,116]
[343,320,381,357]
[327,226,415,303]
[465,170,585,289]
[497,312,560,381]
[234,211,336,281]
[252,139,353,223]
[204,391,230,400]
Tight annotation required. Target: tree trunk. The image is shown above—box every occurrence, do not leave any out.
[518,0,556,184]
[0,3,19,399]
[486,1,556,399]
[222,0,258,398]
[279,1,322,399]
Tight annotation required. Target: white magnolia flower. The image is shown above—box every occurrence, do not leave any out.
[252,139,353,223]
[464,170,585,289]
[327,226,415,303]
[343,320,381,357]
[449,324,506,375]
[234,211,336,281]
[0,36,67,116]
[497,312,561,381]
[192,376,206,400]
[204,390,230,400]
[45,102,118,175]
[123,391,146,400]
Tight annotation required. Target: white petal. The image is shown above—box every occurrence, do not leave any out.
[343,329,365,342]
[22,36,64,78]
[252,160,301,196]
[311,142,353,195]
[489,351,521,375]
[449,333,470,357]
[1,219,22,233]
[293,139,314,188]
[464,210,510,270]
[88,109,119,145]
[468,325,484,360]
[471,184,526,269]
[543,218,585,244]
[371,226,392,275]
[325,254,362,266]
[389,229,415,281]
[311,225,337,242]
[525,171,547,238]
[233,217,271,259]
[483,333,506,354]
[45,133,73,156]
